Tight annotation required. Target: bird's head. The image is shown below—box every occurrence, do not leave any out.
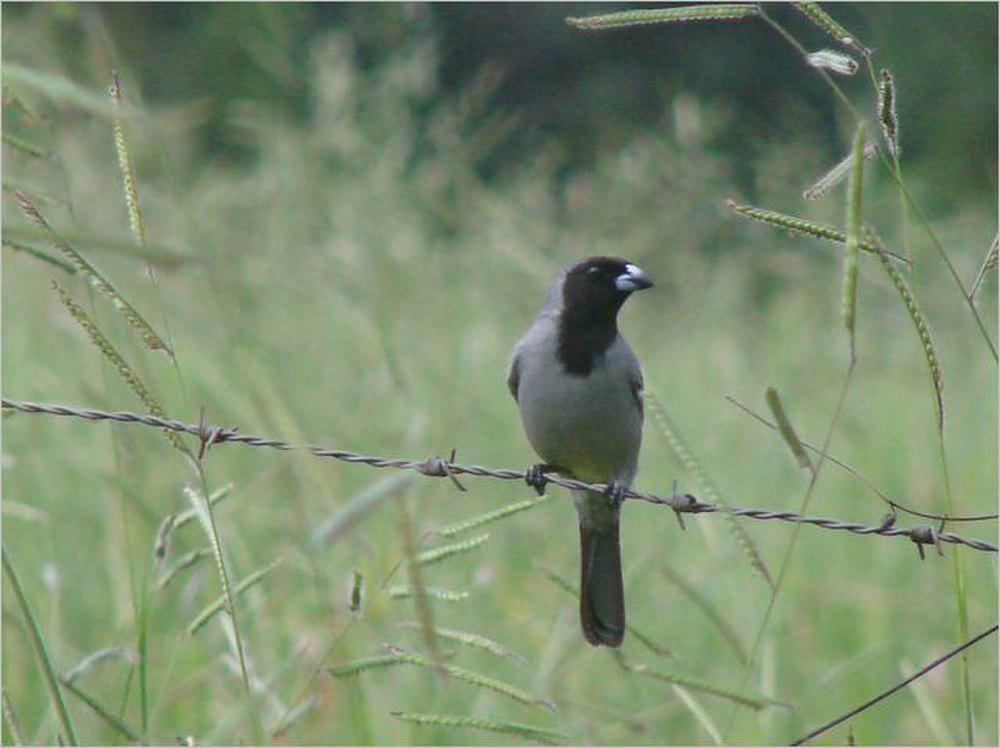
[561,256,653,321]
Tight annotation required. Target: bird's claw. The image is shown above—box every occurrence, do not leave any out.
[604,479,628,509]
[526,464,550,496]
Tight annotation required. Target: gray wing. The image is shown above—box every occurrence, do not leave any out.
[630,364,644,419]
[507,351,522,402]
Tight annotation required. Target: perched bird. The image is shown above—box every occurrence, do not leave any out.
[507,256,653,646]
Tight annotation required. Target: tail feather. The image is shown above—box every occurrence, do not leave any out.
[578,518,625,647]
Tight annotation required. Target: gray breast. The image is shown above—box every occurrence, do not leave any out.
[513,319,642,484]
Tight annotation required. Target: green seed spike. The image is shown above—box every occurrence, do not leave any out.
[187,558,281,635]
[399,623,526,664]
[51,281,185,452]
[391,712,567,745]
[866,227,945,430]
[436,496,547,537]
[17,192,170,352]
[567,4,758,31]
[793,3,870,55]
[328,654,406,676]
[386,645,552,709]
[765,388,813,473]
[415,533,489,565]
[726,200,910,266]
[388,586,470,602]
[109,71,147,249]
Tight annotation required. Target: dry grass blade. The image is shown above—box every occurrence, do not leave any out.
[51,281,185,452]
[386,645,552,709]
[645,390,774,590]
[970,233,998,299]
[671,685,723,745]
[16,192,170,352]
[63,647,134,685]
[436,496,547,537]
[793,3,869,54]
[841,123,865,362]
[725,200,909,265]
[415,533,489,565]
[391,712,567,744]
[765,388,813,473]
[399,623,526,664]
[803,140,876,200]
[866,227,945,429]
[187,558,281,635]
[567,4,757,30]
[2,548,77,745]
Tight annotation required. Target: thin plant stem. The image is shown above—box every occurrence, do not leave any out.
[2,548,78,745]
[792,623,997,744]
[724,362,856,738]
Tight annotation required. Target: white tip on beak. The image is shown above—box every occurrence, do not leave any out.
[614,263,654,292]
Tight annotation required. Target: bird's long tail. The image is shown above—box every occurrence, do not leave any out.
[575,491,624,647]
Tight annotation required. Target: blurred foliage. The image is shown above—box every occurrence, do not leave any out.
[3,2,996,196]
[2,2,997,746]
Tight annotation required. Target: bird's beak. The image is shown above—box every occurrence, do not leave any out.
[614,263,654,292]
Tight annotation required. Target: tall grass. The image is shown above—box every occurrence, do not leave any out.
[2,4,995,745]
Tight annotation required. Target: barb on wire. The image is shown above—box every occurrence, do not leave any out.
[2,398,996,555]
[792,623,999,745]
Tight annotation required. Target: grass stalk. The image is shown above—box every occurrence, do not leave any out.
[2,548,78,745]
[59,680,141,743]
[841,122,865,362]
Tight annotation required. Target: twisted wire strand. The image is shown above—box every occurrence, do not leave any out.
[3,398,996,554]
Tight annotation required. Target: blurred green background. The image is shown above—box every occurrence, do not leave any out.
[2,2,997,745]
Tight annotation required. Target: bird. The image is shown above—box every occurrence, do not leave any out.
[507,256,653,647]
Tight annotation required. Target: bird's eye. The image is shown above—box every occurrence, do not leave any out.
[587,266,600,275]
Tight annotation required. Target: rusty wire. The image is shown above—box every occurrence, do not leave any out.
[3,398,997,555]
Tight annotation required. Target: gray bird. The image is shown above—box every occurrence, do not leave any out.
[507,256,653,646]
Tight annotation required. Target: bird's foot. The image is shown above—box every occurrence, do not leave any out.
[604,479,628,510]
[525,463,559,496]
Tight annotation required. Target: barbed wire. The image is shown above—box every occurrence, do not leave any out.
[3,398,997,555]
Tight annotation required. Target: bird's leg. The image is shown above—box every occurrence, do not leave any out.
[604,479,628,510]
[525,463,561,496]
